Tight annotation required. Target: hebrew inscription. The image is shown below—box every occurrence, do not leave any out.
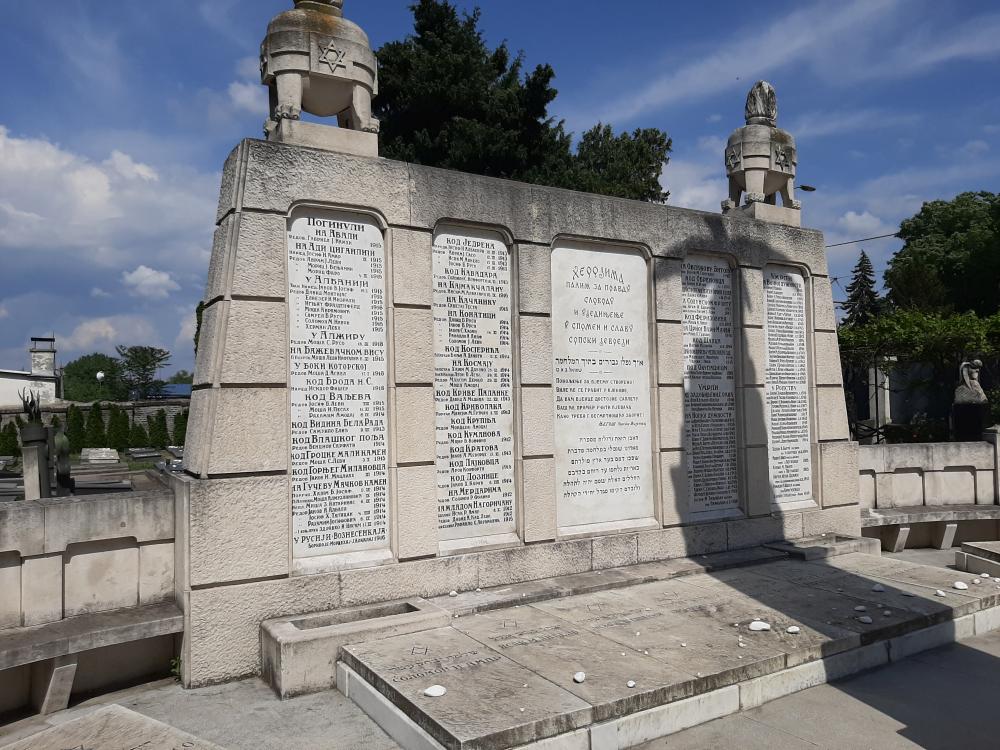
[551,243,654,528]
[764,267,812,505]
[288,208,389,558]
[432,226,515,542]
[682,256,738,511]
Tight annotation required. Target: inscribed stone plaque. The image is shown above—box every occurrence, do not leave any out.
[551,243,654,528]
[764,267,812,505]
[682,256,738,511]
[432,226,515,541]
[288,208,389,558]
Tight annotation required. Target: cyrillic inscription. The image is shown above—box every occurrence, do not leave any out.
[433,226,515,541]
[682,256,738,511]
[288,208,389,558]
[551,243,654,528]
[764,267,812,505]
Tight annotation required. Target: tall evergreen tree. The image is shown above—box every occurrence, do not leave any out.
[84,404,107,449]
[374,0,672,202]
[842,250,881,328]
[129,418,150,449]
[148,409,170,449]
[171,409,189,446]
[106,405,131,452]
[0,421,19,458]
[66,404,86,454]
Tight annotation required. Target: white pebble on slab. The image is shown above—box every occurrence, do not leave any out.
[627,680,636,689]
[448,591,458,597]
[786,626,801,634]
[573,672,586,683]
[749,621,771,632]
[854,606,867,612]
[423,685,447,697]
[857,616,873,624]
[954,582,969,590]
[936,590,947,597]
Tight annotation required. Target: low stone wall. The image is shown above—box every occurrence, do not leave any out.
[858,441,998,509]
[0,489,175,630]
[0,399,189,431]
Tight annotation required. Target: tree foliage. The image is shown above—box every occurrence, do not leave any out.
[66,404,85,454]
[84,404,107,449]
[842,250,881,328]
[0,421,19,458]
[172,409,189,446]
[374,0,672,202]
[129,418,150,449]
[168,370,194,385]
[116,346,171,399]
[106,405,131,452]
[62,353,128,402]
[148,409,170,449]
[884,191,1000,315]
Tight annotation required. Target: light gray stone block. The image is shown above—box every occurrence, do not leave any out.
[189,476,290,586]
[392,228,433,307]
[606,684,741,749]
[882,525,910,553]
[653,257,682,322]
[521,387,554,456]
[739,658,826,710]
[193,301,223,386]
[814,331,844,386]
[478,539,591,588]
[727,513,803,550]
[215,142,246,223]
[812,276,837,331]
[523,456,557,542]
[801,505,861,537]
[931,522,958,550]
[219,300,287,384]
[974,605,1000,635]
[30,654,78,715]
[925,469,977,505]
[340,555,478,606]
[231,210,287,298]
[592,534,638,570]
[138,541,174,605]
[182,388,212,476]
[741,386,767,447]
[185,572,342,687]
[888,615,975,662]
[0,501,44,557]
[393,307,434,384]
[820,441,859,508]
[744,445,771,515]
[520,315,553,385]
[519,243,552,314]
[64,538,139,617]
[0,552,21,629]
[859,470,876,509]
[395,465,438,560]
[394,386,435,464]
[889,469,923,507]
[204,215,235,302]
[636,523,728,563]
[658,386,683,450]
[202,387,289,475]
[20,554,62,626]
[41,490,173,552]
[656,322,682,385]
[738,266,764,327]
[741,326,765,386]
[817,386,850,441]
[976,470,996,504]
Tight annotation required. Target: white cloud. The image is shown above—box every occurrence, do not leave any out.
[122,265,181,300]
[104,151,158,182]
[228,81,268,115]
[60,315,158,352]
[663,157,728,213]
[837,210,887,236]
[0,305,8,320]
[957,139,990,159]
[174,312,197,354]
[236,56,261,80]
[790,110,921,140]
[695,135,726,153]
[706,114,723,123]
[90,287,111,298]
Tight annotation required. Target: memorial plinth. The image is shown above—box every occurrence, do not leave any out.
[177,134,857,687]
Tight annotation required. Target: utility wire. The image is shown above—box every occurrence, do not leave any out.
[825,232,899,248]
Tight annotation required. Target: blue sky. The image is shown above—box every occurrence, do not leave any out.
[1,0,999,376]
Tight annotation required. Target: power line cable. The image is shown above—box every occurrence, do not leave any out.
[825,232,899,248]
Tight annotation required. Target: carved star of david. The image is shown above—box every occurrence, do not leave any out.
[774,147,790,170]
[726,146,741,171]
[319,40,348,75]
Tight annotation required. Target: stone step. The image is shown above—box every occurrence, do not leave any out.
[339,553,1000,750]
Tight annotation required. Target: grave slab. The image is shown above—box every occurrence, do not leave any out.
[0,704,223,750]
[962,541,1000,564]
[340,626,592,750]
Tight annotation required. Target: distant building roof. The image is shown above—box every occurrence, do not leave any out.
[155,384,193,398]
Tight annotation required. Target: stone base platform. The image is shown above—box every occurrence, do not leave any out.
[337,550,1000,750]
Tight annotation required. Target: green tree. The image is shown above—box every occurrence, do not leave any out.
[885,191,1000,315]
[66,404,85,454]
[84,404,107,448]
[148,409,170,449]
[61,353,128,402]
[48,415,61,430]
[172,409,189,445]
[168,370,194,385]
[842,250,881,328]
[106,405,130,452]
[375,0,672,202]
[116,346,171,399]
[0,421,19,458]
[129,418,150,449]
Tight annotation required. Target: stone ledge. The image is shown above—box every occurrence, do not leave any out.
[0,601,183,670]
[861,504,1000,527]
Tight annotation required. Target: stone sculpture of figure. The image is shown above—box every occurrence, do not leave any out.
[53,426,74,496]
[18,388,41,423]
[260,0,379,133]
[955,359,988,405]
[722,81,800,212]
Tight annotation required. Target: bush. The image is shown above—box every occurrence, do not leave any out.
[66,404,85,454]
[49,414,61,430]
[172,409,189,445]
[148,409,169,449]
[129,419,150,448]
[84,403,107,448]
[0,421,19,457]
[106,405,130,452]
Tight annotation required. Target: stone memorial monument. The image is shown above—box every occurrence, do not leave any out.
[176,4,857,689]
[953,358,990,440]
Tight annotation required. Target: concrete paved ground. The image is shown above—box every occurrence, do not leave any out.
[639,626,1000,750]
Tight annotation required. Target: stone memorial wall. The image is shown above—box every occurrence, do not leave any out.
[180,139,858,687]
